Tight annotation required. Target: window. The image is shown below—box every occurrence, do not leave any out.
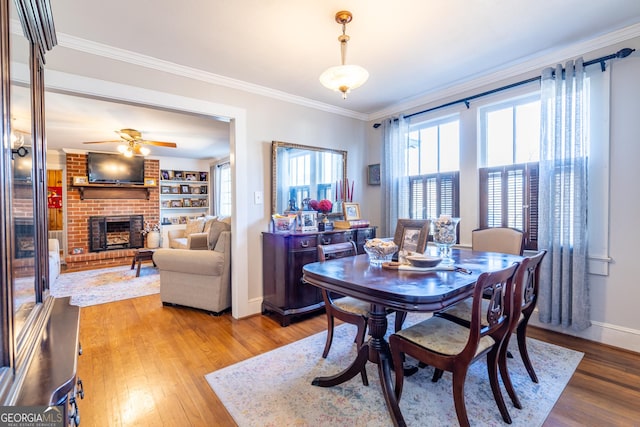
[406,116,460,222]
[479,94,540,250]
[217,162,232,216]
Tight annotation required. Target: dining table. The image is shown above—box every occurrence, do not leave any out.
[302,247,522,427]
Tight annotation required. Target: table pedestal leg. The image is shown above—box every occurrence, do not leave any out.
[311,304,407,427]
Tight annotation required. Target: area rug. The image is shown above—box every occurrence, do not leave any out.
[50,264,159,307]
[206,313,583,427]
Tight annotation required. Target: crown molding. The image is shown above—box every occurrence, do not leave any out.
[368,23,640,121]
[54,22,640,123]
[55,32,368,121]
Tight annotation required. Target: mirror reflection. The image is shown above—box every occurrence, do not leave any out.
[271,141,347,215]
[10,3,36,338]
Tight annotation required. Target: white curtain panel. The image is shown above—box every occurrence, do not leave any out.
[381,116,409,237]
[538,59,590,331]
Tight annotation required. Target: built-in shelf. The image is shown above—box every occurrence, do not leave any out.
[159,169,210,223]
[73,183,154,200]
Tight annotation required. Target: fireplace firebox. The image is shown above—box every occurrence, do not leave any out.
[89,215,144,252]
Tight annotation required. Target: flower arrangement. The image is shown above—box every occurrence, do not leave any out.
[317,199,333,214]
[141,221,160,236]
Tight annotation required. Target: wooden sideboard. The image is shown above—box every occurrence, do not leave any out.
[262,227,376,326]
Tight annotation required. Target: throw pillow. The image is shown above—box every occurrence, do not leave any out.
[203,215,218,233]
[208,220,231,250]
[185,217,205,235]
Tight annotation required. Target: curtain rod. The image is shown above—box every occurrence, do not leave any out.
[373,47,634,127]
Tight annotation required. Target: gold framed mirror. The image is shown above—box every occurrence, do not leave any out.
[271,141,347,215]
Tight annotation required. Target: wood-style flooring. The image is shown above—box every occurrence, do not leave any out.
[77,294,640,426]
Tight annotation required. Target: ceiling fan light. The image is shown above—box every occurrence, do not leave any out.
[139,146,151,156]
[117,144,128,153]
[123,148,134,158]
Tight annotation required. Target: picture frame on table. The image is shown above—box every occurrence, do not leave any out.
[144,178,156,186]
[367,163,381,185]
[342,202,361,221]
[296,211,318,232]
[393,219,430,254]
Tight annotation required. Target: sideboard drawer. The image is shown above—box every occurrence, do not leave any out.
[318,230,355,245]
[290,235,318,250]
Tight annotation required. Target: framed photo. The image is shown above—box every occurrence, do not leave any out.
[169,186,180,194]
[200,185,208,194]
[199,172,209,182]
[182,198,192,207]
[296,211,318,232]
[342,202,361,221]
[180,185,190,194]
[170,199,183,208]
[173,170,184,180]
[185,172,198,181]
[73,176,88,185]
[367,163,381,185]
[191,186,201,194]
[161,170,172,180]
[393,219,430,254]
[161,185,171,194]
[191,199,201,207]
[144,178,156,186]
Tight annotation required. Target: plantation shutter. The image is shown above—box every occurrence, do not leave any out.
[409,172,460,240]
[479,163,538,250]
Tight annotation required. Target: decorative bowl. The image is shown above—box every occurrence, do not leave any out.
[405,255,442,268]
[364,239,398,266]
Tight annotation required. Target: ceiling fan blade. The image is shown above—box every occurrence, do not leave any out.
[141,140,177,148]
[82,140,123,144]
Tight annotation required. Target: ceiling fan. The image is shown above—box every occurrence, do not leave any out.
[83,128,177,156]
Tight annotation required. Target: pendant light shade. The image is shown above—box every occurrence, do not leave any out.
[320,11,368,99]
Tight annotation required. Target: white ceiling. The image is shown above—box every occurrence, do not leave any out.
[15,0,640,158]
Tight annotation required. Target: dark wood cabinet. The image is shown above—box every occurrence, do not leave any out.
[262,227,376,326]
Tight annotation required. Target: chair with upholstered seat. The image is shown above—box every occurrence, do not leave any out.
[389,263,519,427]
[317,241,369,384]
[435,250,546,410]
[472,227,524,255]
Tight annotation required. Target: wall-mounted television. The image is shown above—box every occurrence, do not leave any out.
[87,152,145,184]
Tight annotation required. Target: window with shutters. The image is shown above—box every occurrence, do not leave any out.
[479,94,540,250]
[405,115,460,233]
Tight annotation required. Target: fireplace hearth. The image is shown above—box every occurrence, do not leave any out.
[89,215,144,252]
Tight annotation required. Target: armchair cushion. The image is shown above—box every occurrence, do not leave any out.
[207,219,231,250]
[185,217,206,235]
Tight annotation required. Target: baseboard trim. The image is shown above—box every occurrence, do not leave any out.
[529,316,640,354]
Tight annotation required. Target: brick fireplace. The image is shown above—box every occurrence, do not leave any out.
[65,153,159,271]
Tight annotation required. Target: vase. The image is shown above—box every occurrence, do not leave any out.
[432,216,460,266]
[146,231,160,249]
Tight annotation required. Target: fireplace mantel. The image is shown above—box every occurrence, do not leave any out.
[73,183,153,200]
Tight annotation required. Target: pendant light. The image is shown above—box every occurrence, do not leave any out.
[319,11,369,99]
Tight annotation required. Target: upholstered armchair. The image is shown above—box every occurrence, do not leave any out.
[167,215,216,249]
[154,228,231,314]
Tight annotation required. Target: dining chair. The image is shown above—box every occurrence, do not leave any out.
[317,241,370,384]
[434,250,547,410]
[471,227,524,255]
[389,263,519,427]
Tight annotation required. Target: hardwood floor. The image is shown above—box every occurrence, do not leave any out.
[77,294,640,426]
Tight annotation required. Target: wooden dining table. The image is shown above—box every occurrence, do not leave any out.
[302,247,522,427]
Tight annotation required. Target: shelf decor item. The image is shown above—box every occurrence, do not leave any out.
[432,215,460,266]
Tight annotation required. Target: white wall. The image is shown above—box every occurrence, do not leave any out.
[364,37,640,352]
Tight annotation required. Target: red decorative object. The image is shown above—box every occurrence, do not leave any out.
[309,199,319,211]
[47,186,62,209]
[318,199,333,213]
